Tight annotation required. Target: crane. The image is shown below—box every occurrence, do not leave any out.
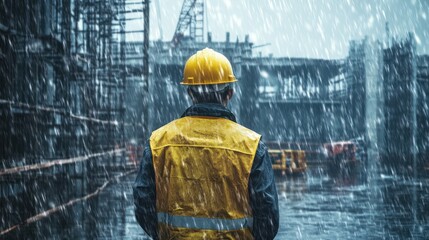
[172,0,204,46]
[155,0,163,40]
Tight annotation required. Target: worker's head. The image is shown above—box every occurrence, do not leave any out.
[181,48,236,106]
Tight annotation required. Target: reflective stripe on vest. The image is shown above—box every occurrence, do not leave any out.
[157,212,253,231]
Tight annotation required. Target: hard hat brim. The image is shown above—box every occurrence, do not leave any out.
[180,74,237,85]
[180,78,237,85]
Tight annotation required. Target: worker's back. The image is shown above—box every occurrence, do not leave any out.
[150,115,261,239]
[134,48,278,240]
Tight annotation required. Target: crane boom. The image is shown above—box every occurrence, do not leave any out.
[172,0,204,45]
[155,0,163,40]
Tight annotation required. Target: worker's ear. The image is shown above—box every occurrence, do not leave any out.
[226,88,234,101]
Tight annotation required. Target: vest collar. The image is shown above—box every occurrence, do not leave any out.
[181,103,237,122]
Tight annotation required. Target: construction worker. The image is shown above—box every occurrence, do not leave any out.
[133,48,279,239]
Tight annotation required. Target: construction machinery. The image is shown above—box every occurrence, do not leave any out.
[172,0,205,46]
[323,141,358,169]
[269,149,307,175]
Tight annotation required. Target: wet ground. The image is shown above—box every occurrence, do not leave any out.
[3,162,429,239]
[276,165,429,239]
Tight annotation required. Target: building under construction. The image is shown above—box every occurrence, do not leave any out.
[1,0,429,238]
[0,0,149,237]
[149,7,429,172]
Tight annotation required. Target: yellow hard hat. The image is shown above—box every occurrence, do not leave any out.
[181,48,237,85]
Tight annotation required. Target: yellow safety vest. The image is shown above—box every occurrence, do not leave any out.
[150,116,261,239]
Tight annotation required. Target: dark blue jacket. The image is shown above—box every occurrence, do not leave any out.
[133,103,279,240]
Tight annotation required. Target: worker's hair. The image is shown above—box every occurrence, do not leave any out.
[188,84,232,104]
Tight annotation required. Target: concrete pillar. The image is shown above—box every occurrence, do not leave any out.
[364,40,384,157]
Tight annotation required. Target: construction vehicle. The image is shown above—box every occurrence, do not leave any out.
[323,141,358,169]
[268,149,307,175]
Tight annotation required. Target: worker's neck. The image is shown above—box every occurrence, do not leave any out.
[192,101,229,108]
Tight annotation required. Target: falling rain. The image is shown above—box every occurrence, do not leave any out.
[1,0,429,239]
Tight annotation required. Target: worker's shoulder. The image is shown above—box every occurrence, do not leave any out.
[228,120,261,140]
[149,118,182,139]
[150,117,261,141]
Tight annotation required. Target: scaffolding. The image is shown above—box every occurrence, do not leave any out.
[0,0,149,179]
[0,1,149,234]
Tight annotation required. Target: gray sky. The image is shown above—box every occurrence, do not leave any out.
[137,0,429,59]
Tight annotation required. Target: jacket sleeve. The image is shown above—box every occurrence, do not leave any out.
[249,140,279,240]
[133,141,158,240]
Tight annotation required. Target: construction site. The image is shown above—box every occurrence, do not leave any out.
[1,0,429,239]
